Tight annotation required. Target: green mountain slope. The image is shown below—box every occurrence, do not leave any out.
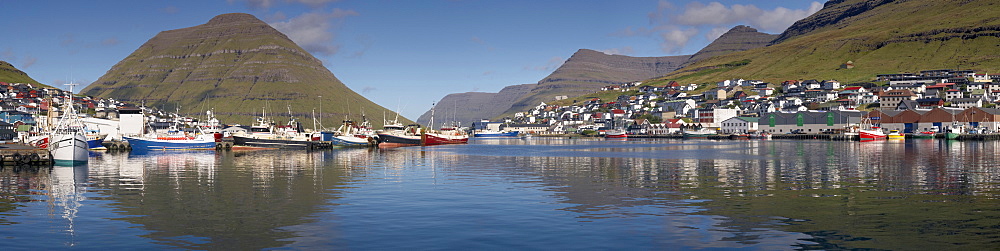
[82,13,407,126]
[657,0,1000,85]
[0,61,41,85]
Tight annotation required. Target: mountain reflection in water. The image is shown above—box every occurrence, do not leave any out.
[0,138,997,250]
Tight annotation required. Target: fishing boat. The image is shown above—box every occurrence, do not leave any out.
[750,132,772,140]
[728,133,750,140]
[887,130,905,140]
[377,121,422,147]
[424,125,469,145]
[124,133,217,151]
[945,124,963,140]
[852,117,886,141]
[330,120,378,147]
[49,83,89,165]
[682,128,717,139]
[86,131,107,149]
[472,130,519,138]
[910,130,936,139]
[604,129,628,139]
[232,116,325,149]
[418,104,468,145]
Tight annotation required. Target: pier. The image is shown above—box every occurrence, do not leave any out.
[0,144,52,170]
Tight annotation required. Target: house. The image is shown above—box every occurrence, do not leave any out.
[879,89,918,107]
[694,108,738,128]
[801,80,821,90]
[821,80,841,90]
[720,117,759,134]
[951,98,982,109]
[974,73,991,83]
[504,124,550,133]
[627,119,652,135]
[915,98,944,109]
[896,100,920,110]
[945,89,964,100]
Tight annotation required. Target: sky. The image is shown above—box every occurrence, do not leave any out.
[0,0,823,120]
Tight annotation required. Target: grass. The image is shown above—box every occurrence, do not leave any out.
[658,0,1000,85]
[0,61,41,85]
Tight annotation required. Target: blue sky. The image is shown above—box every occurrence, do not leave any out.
[0,0,822,120]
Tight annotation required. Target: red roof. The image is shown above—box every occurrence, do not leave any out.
[611,109,626,114]
[844,87,862,91]
[947,89,961,92]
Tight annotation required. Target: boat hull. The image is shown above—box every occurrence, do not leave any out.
[377,133,422,147]
[331,135,376,147]
[911,132,935,139]
[945,133,960,139]
[473,131,520,138]
[51,133,89,164]
[125,136,217,151]
[232,136,324,149]
[423,133,468,145]
[605,133,628,139]
[859,130,887,140]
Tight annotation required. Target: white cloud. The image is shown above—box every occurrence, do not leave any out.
[631,1,824,53]
[671,1,823,33]
[601,46,634,55]
[705,26,730,41]
[269,9,359,56]
[659,27,699,53]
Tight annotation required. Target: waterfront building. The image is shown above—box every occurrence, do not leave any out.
[720,117,759,134]
[759,110,863,134]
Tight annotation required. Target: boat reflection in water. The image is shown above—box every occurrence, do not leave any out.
[0,138,998,250]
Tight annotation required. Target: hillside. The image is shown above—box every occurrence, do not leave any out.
[657,0,1000,85]
[82,13,407,126]
[498,49,690,117]
[684,25,777,66]
[0,61,41,85]
[415,84,535,127]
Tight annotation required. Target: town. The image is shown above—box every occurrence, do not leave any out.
[486,69,1000,137]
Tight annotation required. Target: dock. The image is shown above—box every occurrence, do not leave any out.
[0,144,52,170]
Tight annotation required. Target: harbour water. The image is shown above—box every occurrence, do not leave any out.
[1,138,998,250]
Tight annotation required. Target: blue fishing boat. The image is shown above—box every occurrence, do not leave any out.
[472,130,519,138]
[124,134,217,151]
[86,132,106,149]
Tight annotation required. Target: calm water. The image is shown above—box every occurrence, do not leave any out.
[1,138,998,250]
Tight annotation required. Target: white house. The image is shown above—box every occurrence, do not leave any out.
[720,117,760,134]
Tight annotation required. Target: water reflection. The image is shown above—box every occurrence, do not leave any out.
[85,150,366,250]
[0,138,997,249]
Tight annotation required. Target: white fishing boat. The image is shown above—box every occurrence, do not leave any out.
[50,83,89,165]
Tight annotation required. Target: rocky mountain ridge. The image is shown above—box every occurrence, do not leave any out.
[420,25,778,124]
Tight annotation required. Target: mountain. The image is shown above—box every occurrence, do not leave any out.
[499,49,691,117]
[684,25,778,66]
[82,13,406,126]
[419,25,779,123]
[656,0,1000,85]
[415,83,535,127]
[0,61,41,85]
